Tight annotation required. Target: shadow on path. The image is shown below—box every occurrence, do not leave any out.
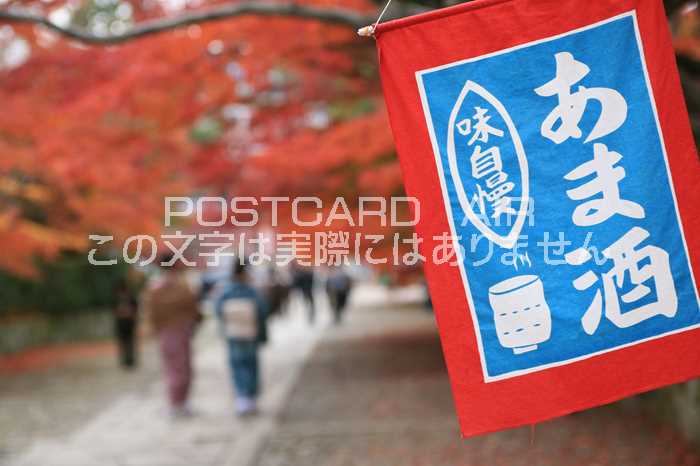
[255,296,700,466]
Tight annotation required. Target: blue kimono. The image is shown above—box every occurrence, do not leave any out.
[215,281,268,398]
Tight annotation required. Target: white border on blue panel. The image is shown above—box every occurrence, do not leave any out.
[415,10,700,383]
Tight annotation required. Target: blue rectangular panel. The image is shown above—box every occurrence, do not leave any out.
[417,13,700,380]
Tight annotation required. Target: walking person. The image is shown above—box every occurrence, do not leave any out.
[113,278,139,369]
[325,266,353,324]
[291,261,316,324]
[140,255,201,418]
[216,259,268,417]
[262,264,291,317]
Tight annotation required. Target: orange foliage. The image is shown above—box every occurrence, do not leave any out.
[0,0,400,276]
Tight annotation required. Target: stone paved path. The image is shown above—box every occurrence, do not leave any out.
[2,295,326,466]
[2,284,699,466]
[0,336,161,461]
[253,287,700,466]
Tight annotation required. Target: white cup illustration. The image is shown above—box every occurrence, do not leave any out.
[488,275,552,354]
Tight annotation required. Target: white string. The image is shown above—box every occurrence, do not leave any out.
[373,0,394,31]
[358,0,393,36]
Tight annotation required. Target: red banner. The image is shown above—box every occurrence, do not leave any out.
[376,0,700,436]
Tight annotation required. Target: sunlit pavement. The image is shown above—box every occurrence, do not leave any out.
[2,284,700,466]
[2,291,326,466]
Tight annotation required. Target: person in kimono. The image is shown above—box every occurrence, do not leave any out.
[216,259,268,416]
[140,255,201,418]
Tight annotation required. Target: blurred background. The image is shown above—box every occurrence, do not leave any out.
[0,0,699,465]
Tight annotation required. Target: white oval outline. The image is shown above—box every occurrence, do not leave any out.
[447,80,530,249]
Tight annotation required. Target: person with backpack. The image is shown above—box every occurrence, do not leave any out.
[215,259,269,416]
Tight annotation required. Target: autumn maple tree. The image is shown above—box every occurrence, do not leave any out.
[0,0,696,281]
[0,0,396,278]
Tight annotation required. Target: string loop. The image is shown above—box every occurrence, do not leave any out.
[357,0,393,36]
